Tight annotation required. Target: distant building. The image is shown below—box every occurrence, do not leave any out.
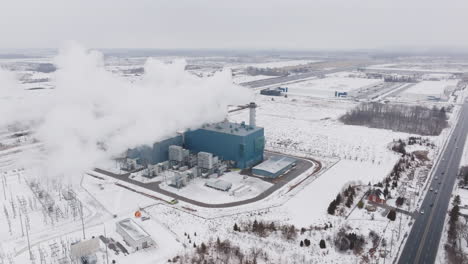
[252,155,296,178]
[367,188,386,204]
[116,218,154,250]
[335,91,348,97]
[185,121,265,169]
[260,87,285,96]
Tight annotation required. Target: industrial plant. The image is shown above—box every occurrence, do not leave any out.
[118,102,298,191]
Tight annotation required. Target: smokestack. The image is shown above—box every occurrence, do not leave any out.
[249,102,256,127]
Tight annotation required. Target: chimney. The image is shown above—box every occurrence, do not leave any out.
[249,102,256,127]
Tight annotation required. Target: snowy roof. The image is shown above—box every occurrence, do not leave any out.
[201,121,263,136]
[253,155,296,174]
[206,179,232,190]
[369,188,386,200]
[117,218,150,241]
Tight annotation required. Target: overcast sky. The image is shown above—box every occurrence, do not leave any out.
[1,0,467,50]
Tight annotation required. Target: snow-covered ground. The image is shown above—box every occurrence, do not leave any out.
[229,60,320,70]
[159,171,273,204]
[395,80,458,101]
[284,159,397,227]
[366,63,468,74]
[284,76,383,98]
[232,74,273,84]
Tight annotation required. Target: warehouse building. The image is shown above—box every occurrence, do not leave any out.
[116,218,154,250]
[185,121,265,169]
[252,155,296,178]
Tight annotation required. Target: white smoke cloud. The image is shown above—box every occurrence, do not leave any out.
[0,42,253,183]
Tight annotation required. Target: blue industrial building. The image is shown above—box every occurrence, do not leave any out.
[127,135,183,165]
[184,121,265,169]
[252,155,296,178]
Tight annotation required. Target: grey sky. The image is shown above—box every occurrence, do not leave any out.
[1,0,467,50]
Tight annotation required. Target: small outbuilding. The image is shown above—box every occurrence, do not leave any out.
[252,155,297,178]
[116,218,154,250]
[205,179,232,191]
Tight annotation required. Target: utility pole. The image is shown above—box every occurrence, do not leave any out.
[80,201,86,239]
[390,229,394,258]
[103,224,109,264]
[2,174,6,200]
[25,216,32,260]
[398,211,402,240]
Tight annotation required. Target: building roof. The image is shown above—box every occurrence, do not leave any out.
[206,179,232,190]
[199,121,263,137]
[117,218,150,241]
[369,188,386,200]
[253,155,296,174]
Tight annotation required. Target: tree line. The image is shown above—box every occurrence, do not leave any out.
[340,102,448,136]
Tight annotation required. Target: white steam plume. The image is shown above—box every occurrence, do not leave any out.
[0,43,252,183]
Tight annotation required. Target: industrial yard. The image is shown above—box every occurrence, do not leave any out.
[1,47,468,264]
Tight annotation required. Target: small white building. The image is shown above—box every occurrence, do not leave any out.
[116,218,154,250]
[205,179,232,191]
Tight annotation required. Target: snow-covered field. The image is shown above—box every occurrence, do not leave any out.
[284,159,397,227]
[232,74,273,84]
[366,63,468,74]
[284,77,383,98]
[230,60,320,70]
[396,80,458,101]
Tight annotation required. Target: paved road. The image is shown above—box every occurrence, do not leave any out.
[94,152,318,208]
[398,102,468,264]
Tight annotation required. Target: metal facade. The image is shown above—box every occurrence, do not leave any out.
[184,122,264,169]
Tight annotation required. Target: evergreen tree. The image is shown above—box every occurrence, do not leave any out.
[387,210,396,221]
[336,193,342,204]
[319,239,326,249]
[327,200,337,215]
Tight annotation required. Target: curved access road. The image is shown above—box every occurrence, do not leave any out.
[93,152,319,208]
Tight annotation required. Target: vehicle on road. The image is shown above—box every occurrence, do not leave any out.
[169,199,179,204]
[435,176,438,180]
[435,190,438,194]
[421,210,425,214]
[430,187,433,191]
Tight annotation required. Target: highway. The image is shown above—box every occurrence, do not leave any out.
[398,102,468,264]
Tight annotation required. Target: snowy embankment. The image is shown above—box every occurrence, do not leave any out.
[461,136,468,168]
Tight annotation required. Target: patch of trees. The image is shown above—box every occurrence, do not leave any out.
[31,63,56,73]
[173,237,267,264]
[460,166,468,187]
[327,185,358,215]
[334,228,366,254]
[339,102,448,136]
[234,220,297,241]
[447,195,461,243]
[396,197,405,207]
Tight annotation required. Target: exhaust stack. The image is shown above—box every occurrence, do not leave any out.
[249,102,256,127]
